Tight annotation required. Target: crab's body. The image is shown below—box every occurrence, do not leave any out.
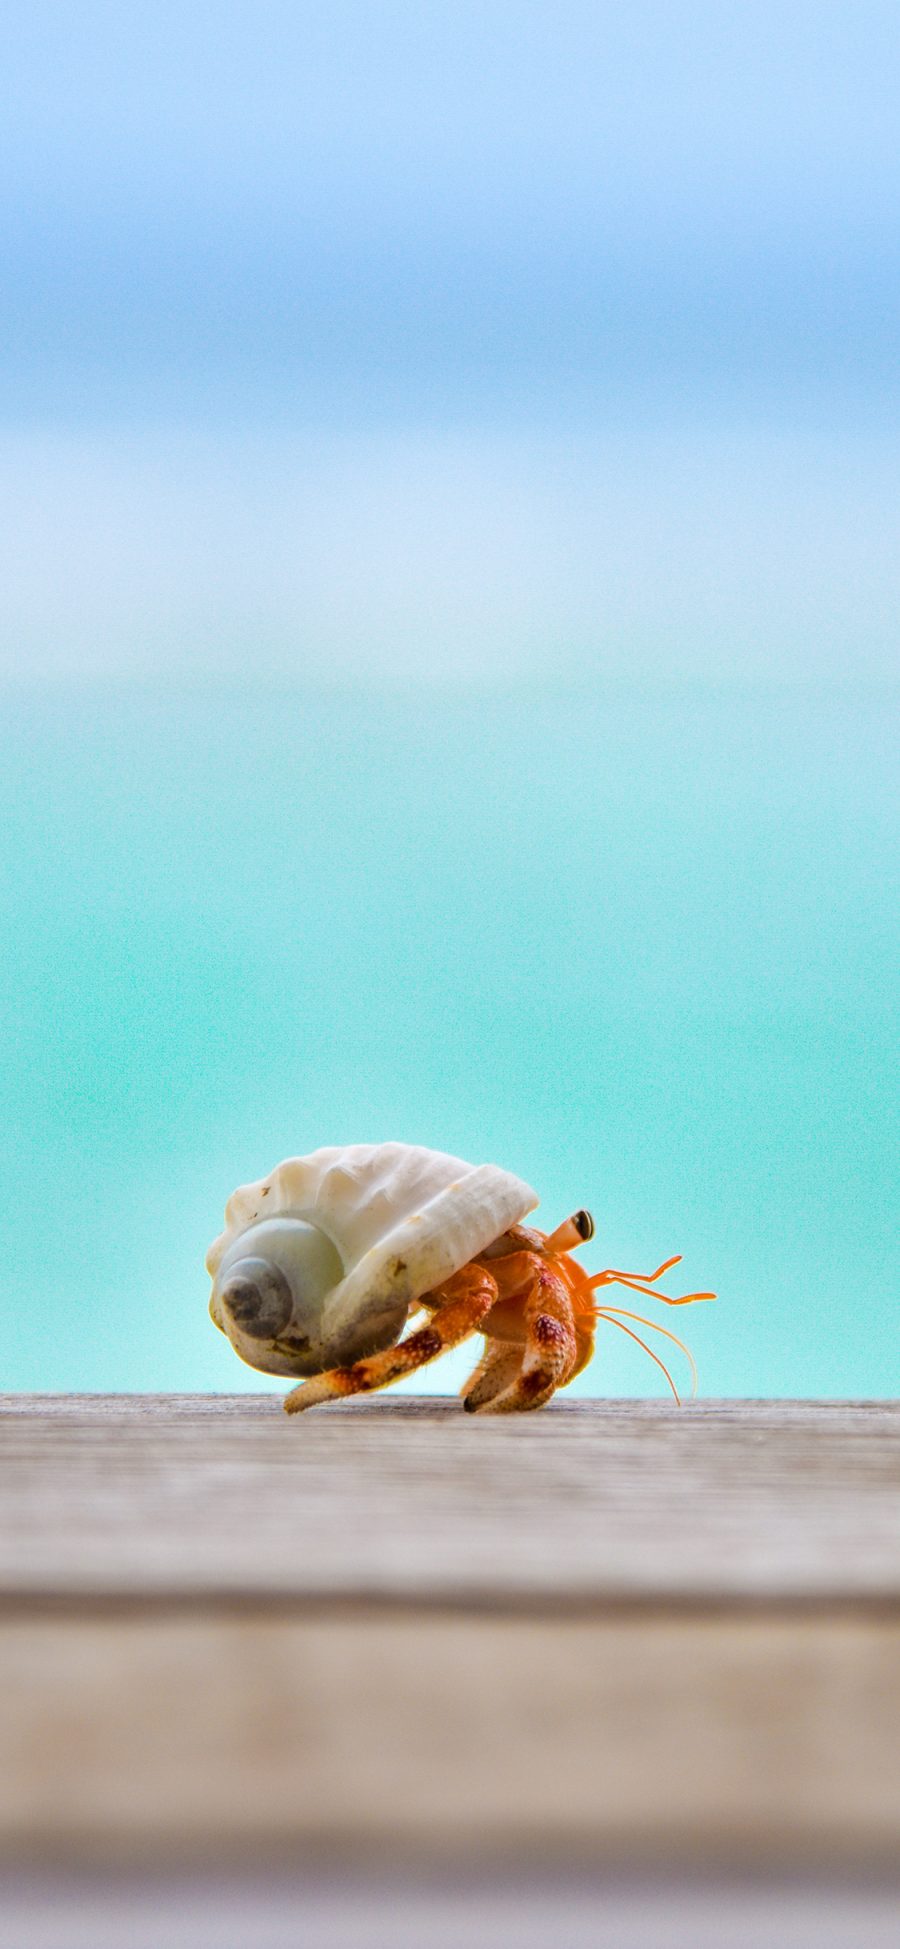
[208,1143,713,1414]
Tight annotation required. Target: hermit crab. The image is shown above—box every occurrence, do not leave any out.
[207,1143,714,1414]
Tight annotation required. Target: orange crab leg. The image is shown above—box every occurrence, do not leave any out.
[474,1259,578,1414]
[460,1340,523,1413]
[566,1318,596,1383]
[283,1263,498,1414]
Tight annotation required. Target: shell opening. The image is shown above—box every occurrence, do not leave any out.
[210,1216,345,1373]
[216,1257,293,1341]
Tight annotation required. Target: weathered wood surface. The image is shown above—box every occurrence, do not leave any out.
[1,1396,899,1870]
[3,1395,898,1605]
[4,1607,899,1862]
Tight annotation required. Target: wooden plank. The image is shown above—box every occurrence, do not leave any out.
[2,1396,899,1869]
[3,1609,900,1866]
[2,1396,898,1606]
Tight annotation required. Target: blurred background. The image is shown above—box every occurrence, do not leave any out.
[1,1,897,1397]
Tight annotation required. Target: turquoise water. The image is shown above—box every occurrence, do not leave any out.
[1,680,896,1398]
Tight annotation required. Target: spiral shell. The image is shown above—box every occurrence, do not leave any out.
[207,1142,538,1378]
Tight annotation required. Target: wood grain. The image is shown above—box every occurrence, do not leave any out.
[2,1395,898,1606]
[1,1396,899,1868]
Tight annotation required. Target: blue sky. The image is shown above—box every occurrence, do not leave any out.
[3,1,899,419]
[1,4,898,673]
[3,4,899,687]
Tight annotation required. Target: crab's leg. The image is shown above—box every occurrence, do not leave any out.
[473,1259,579,1415]
[460,1339,523,1413]
[568,1319,596,1383]
[283,1264,498,1414]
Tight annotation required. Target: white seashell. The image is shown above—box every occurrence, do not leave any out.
[207,1142,538,1378]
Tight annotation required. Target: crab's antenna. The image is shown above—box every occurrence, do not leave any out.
[591,1255,684,1284]
[593,1304,698,1399]
[587,1256,715,1308]
[595,1312,683,1404]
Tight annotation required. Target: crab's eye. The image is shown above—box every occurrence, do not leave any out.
[573,1209,594,1241]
